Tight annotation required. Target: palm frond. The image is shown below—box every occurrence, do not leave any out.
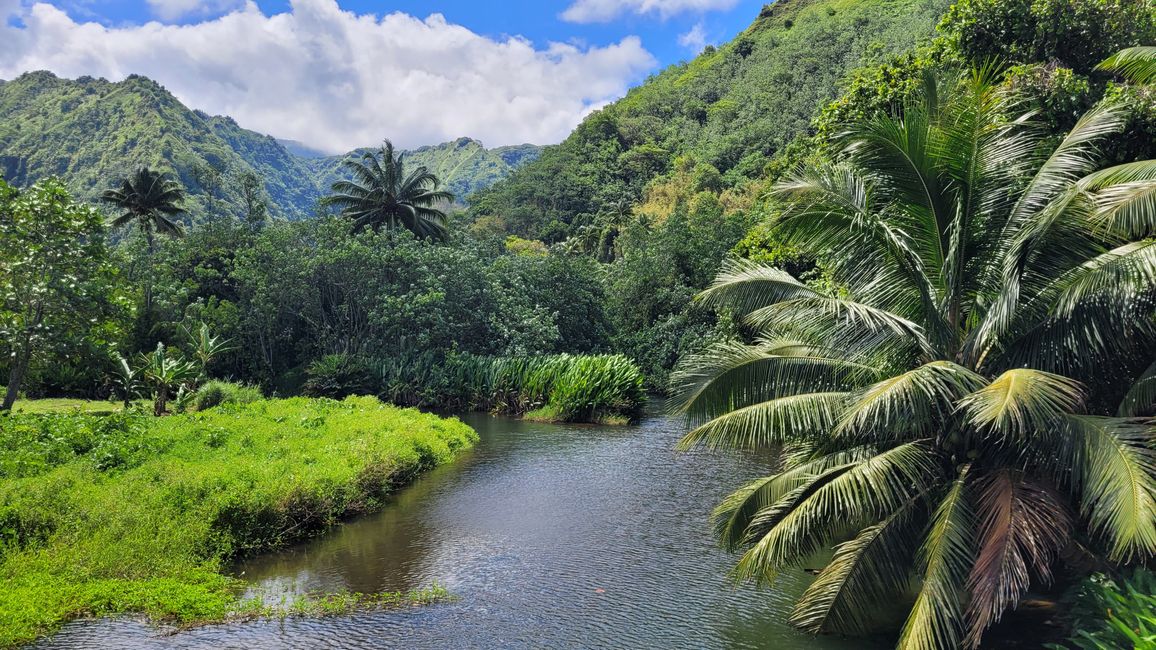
[837,361,987,441]
[1006,103,1127,229]
[735,441,941,584]
[958,369,1085,439]
[964,470,1071,648]
[1120,359,1156,417]
[1050,240,1156,316]
[668,340,876,423]
[897,467,975,650]
[712,447,875,551]
[790,495,926,635]
[1096,46,1156,85]
[677,391,850,450]
[696,258,821,316]
[1065,415,1156,562]
[744,296,934,361]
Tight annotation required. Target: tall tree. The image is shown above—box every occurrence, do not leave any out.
[102,166,186,252]
[0,179,120,411]
[237,170,268,231]
[101,166,186,310]
[672,66,1156,649]
[324,140,453,241]
[191,159,227,222]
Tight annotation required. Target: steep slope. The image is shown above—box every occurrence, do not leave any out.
[470,0,953,241]
[0,73,540,218]
[306,137,541,203]
[0,71,318,218]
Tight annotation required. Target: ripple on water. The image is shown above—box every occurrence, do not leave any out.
[33,414,886,650]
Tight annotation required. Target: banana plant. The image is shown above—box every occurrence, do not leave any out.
[184,322,234,383]
[137,343,198,416]
[108,353,141,410]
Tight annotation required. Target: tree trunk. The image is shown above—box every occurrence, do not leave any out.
[154,385,168,416]
[1,348,31,411]
[144,227,155,312]
[2,307,41,412]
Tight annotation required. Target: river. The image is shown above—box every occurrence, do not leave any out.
[35,413,883,649]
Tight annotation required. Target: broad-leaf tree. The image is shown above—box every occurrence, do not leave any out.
[0,179,121,411]
[672,65,1156,649]
[324,140,453,241]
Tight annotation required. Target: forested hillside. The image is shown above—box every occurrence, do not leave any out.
[305,137,541,202]
[470,0,952,241]
[0,73,539,218]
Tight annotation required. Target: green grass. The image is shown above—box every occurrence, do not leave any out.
[9,398,137,415]
[0,397,477,647]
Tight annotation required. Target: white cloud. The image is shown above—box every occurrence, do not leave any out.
[677,22,707,53]
[0,0,657,152]
[145,0,245,22]
[561,0,739,23]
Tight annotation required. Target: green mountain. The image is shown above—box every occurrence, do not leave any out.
[304,137,541,203]
[470,0,953,241]
[0,72,540,218]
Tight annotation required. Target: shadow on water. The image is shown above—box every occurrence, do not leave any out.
[35,413,888,650]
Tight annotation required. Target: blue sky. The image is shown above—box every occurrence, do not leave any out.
[0,0,767,151]
[52,0,764,67]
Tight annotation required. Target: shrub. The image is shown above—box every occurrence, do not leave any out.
[192,380,263,411]
[1049,570,1156,649]
[302,355,374,399]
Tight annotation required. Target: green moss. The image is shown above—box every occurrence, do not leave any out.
[0,397,477,647]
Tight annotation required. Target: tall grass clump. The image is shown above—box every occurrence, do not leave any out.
[191,380,263,411]
[0,397,476,647]
[364,353,645,423]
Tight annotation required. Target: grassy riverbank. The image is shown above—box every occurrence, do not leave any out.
[0,397,477,647]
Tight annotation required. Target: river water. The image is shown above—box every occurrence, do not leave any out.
[36,413,883,649]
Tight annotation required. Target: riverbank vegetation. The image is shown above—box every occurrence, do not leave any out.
[304,352,645,424]
[0,397,476,647]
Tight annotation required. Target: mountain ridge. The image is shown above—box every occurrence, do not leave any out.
[0,71,541,218]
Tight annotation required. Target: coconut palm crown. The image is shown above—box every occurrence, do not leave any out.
[101,166,186,250]
[325,140,453,241]
[671,65,1156,649]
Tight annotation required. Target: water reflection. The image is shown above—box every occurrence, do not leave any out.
[36,414,884,650]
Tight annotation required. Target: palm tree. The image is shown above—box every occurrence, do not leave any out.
[324,140,453,241]
[671,65,1156,649]
[102,167,186,311]
[101,166,186,253]
[1097,46,1156,84]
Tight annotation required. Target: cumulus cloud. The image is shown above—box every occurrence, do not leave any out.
[0,0,657,152]
[561,0,739,23]
[678,22,708,53]
[145,0,245,22]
